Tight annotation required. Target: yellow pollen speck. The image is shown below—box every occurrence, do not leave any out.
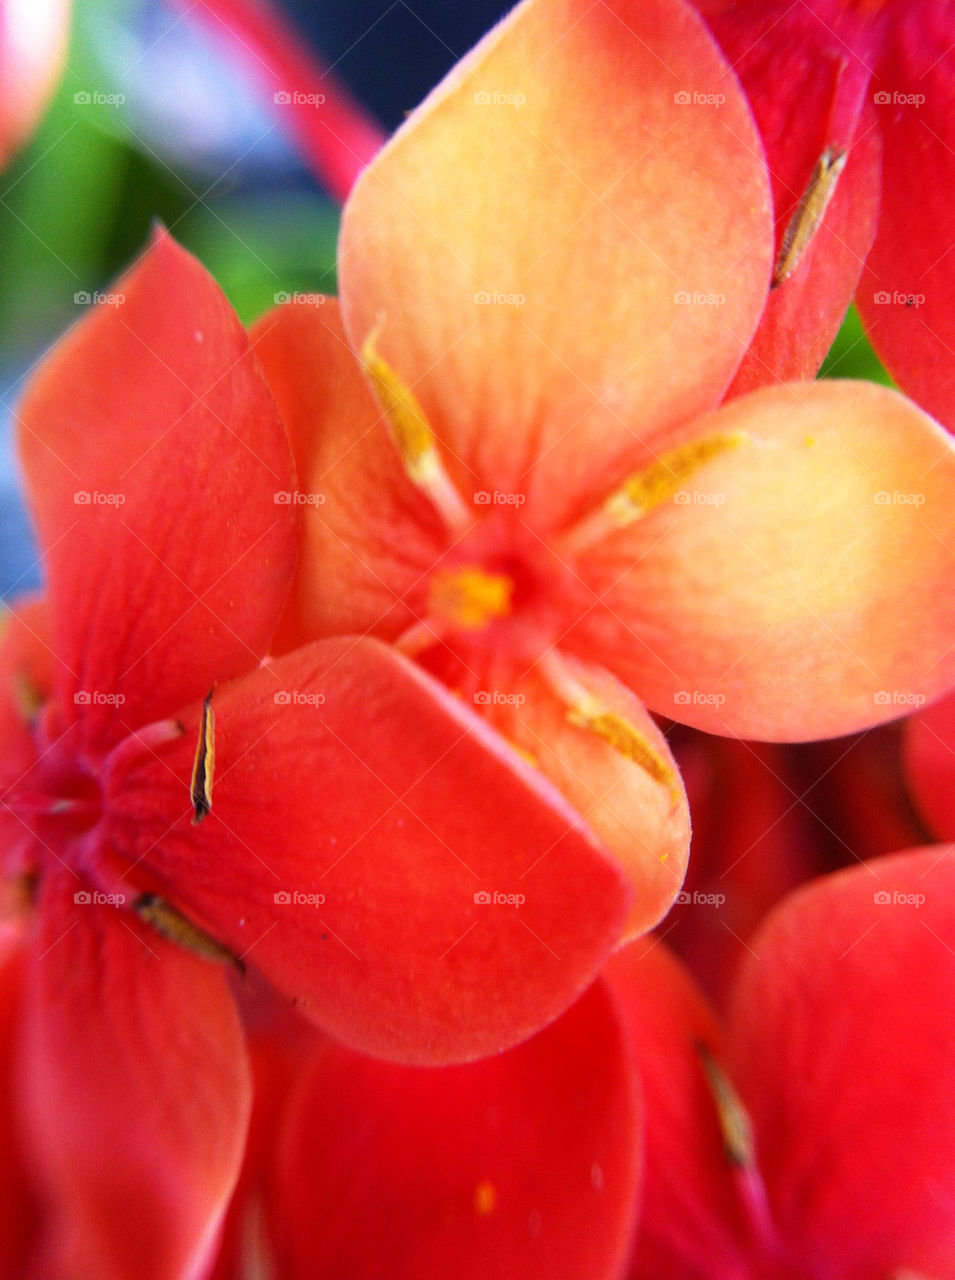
[604,432,747,528]
[474,1182,497,1216]
[429,566,513,630]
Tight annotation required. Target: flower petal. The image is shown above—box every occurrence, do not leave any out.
[0,597,53,885]
[0,943,37,1280]
[700,1,883,393]
[16,230,298,752]
[268,980,641,1280]
[905,691,955,841]
[442,653,690,940]
[857,57,955,429]
[339,0,772,529]
[103,638,632,1064]
[564,380,955,740]
[249,298,446,649]
[605,941,750,1279]
[729,847,955,1274]
[15,868,250,1280]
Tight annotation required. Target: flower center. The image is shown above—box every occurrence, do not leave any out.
[428,565,514,631]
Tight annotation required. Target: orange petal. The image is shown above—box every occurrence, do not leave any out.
[339,0,772,530]
[250,298,447,651]
[447,653,690,941]
[564,380,955,740]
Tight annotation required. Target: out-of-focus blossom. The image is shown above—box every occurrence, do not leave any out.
[617,847,955,1277]
[0,0,70,165]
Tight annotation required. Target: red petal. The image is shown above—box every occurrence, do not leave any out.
[0,597,53,883]
[442,653,690,941]
[905,692,955,840]
[729,846,955,1275]
[16,230,298,753]
[566,380,955,740]
[249,298,447,650]
[103,639,632,1064]
[268,980,641,1280]
[858,53,955,429]
[16,869,250,1280]
[605,941,751,1279]
[701,1,883,392]
[0,943,37,1280]
[340,0,771,530]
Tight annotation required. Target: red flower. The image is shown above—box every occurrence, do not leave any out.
[210,846,955,1278]
[618,847,955,1277]
[696,0,955,428]
[0,230,638,1273]
[206,975,643,1280]
[253,0,955,974]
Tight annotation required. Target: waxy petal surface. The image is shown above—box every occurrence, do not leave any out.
[269,981,641,1280]
[340,0,772,530]
[16,869,250,1280]
[250,298,446,649]
[606,942,750,1280]
[466,656,690,941]
[701,0,883,394]
[729,847,955,1275]
[566,380,955,740]
[16,231,298,752]
[859,52,955,431]
[0,945,36,1280]
[905,690,955,841]
[104,639,632,1064]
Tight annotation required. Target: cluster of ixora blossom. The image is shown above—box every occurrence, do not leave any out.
[2,0,955,1275]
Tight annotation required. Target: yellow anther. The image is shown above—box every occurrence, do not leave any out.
[360,327,471,532]
[568,707,675,790]
[773,147,847,288]
[605,431,747,528]
[429,566,513,631]
[133,893,242,970]
[696,1041,754,1169]
[474,1182,497,1216]
[539,651,678,797]
[12,672,45,725]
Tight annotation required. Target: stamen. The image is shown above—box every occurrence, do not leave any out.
[361,327,472,534]
[695,1040,785,1259]
[190,690,215,824]
[539,650,677,797]
[561,431,746,554]
[133,893,242,969]
[696,1041,753,1168]
[428,566,513,631]
[772,147,847,288]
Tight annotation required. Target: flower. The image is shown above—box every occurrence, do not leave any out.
[0,230,631,1273]
[619,846,955,1277]
[0,0,70,166]
[696,0,955,428]
[252,0,955,970]
[205,846,955,1278]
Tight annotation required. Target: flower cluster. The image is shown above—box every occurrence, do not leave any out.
[2,0,955,1275]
